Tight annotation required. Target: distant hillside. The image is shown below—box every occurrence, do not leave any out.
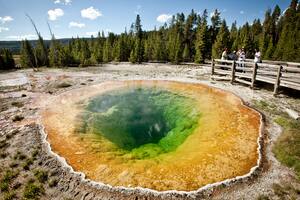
[0,38,73,54]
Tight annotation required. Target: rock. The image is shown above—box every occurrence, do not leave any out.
[285,108,299,120]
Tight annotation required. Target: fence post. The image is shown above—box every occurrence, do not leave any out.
[274,65,283,95]
[211,59,215,76]
[251,62,258,88]
[231,60,236,84]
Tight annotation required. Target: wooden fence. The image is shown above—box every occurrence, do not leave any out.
[211,59,300,95]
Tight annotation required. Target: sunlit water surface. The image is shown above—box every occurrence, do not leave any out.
[42,80,261,191]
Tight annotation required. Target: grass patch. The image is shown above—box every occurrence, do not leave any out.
[23,181,44,200]
[273,116,300,180]
[48,178,58,187]
[33,169,48,183]
[257,195,269,200]
[9,162,19,168]
[3,191,16,200]
[22,158,34,170]
[0,181,9,192]
[252,100,279,115]
[272,183,300,199]
[0,150,8,158]
[13,151,27,160]
[31,149,39,159]
[2,170,19,183]
[12,182,21,190]
[0,140,9,149]
[0,170,19,192]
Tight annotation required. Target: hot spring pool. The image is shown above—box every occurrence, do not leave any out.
[42,80,261,191]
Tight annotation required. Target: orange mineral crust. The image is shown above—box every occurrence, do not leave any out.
[41,80,261,191]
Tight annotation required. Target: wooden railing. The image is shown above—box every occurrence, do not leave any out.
[211,59,300,95]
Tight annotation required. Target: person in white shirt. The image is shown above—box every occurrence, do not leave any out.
[221,48,228,60]
[254,49,261,63]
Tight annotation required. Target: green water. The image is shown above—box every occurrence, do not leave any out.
[79,87,201,159]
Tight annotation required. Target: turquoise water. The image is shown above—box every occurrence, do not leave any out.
[79,87,201,159]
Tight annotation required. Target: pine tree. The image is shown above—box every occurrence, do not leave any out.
[183,10,197,62]
[295,2,300,61]
[113,36,127,62]
[153,29,167,61]
[240,23,255,58]
[0,49,15,70]
[35,36,49,67]
[80,40,91,65]
[103,38,111,63]
[9,3,300,67]
[0,54,4,69]
[144,32,155,61]
[274,0,298,61]
[210,9,221,44]
[91,32,104,63]
[260,8,274,59]
[182,43,190,62]
[167,28,177,62]
[131,38,144,63]
[26,15,48,67]
[265,37,274,59]
[167,14,184,63]
[232,31,241,52]
[195,10,208,63]
[229,21,238,51]
[251,19,263,50]
[272,5,281,44]
[48,37,62,67]
[129,47,137,63]
[212,20,230,59]
[174,33,182,64]
[20,39,36,68]
[0,54,3,69]
[130,15,144,63]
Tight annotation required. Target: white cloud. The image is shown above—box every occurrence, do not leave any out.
[157,14,172,23]
[0,27,9,32]
[81,7,102,20]
[240,10,245,15]
[48,8,64,21]
[6,34,37,40]
[135,5,142,15]
[69,21,85,28]
[86,31,98,37]
[53,0,72,5]
[0,16,14,24]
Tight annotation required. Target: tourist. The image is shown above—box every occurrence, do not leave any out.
[254,49,262,63]
[221,48,228,60]
[238,47,246,72]
[228,51,238,61]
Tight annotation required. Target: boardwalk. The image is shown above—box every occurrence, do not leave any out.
[211,59,300,95]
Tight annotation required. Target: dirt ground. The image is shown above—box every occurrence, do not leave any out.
[0,63,299,200]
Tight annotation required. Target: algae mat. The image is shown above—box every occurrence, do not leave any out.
[41,80,261,191]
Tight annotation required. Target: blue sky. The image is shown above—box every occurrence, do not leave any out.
[0,0,291,41]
